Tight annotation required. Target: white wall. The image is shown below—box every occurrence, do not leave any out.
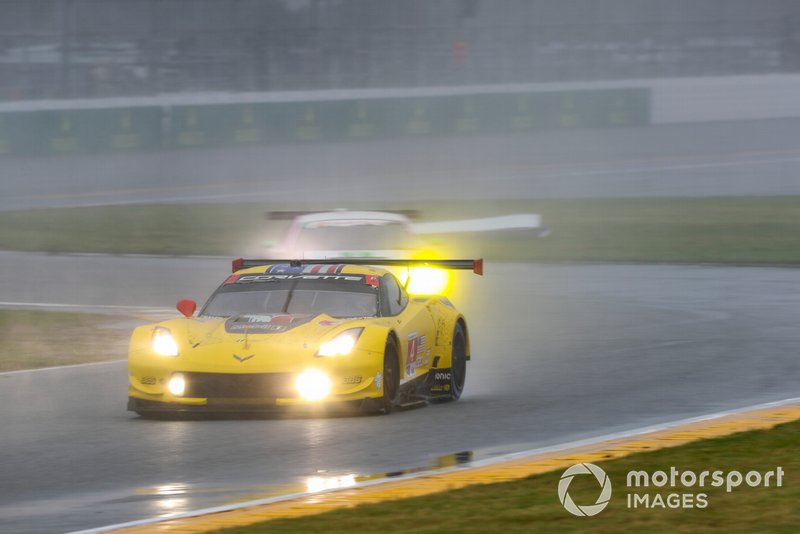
[3,74,800,125]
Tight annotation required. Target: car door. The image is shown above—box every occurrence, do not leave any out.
[382,274,435,382]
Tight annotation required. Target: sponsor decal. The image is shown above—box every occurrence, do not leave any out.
[232,354,255,363]
[343,375,362,384]
[243,315,276,323]
[375,371,383,391]
[431,369,451,392]
[267,264,304,274]
[224,314,313,334]
[405,333,427,377]
[267,264,346,275]
[235,273,363,283]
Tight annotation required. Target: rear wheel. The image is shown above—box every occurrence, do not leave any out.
[449,323,467,401]
[378,336,400,414]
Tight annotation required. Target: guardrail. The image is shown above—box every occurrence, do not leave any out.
[0,88,649,156]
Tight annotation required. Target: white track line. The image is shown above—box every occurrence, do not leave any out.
[555,155,800,177]
[0,360,125,376]
[69,395,800,534]
[0,301,173,312]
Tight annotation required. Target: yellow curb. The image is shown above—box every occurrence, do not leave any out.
[115,402,800,533]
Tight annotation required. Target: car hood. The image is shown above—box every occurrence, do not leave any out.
[181,313,358,350]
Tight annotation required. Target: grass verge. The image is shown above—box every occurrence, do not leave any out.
[0,310,130,371]
[214,418,800,533]
[0,197,799,263]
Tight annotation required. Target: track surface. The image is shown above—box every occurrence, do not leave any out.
[1,253,799,533]
[2,117,800,211]
[1,117,799,532]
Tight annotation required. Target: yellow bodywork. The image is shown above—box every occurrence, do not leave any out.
[128,264,469,411]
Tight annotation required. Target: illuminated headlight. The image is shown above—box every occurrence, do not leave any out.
[168,373,186,397]
[400,267,449,295]
[317,328,363,357]
[152,327,179,357]
[295,370,331,402]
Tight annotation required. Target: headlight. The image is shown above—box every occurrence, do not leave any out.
[152,327,179,356]
[317,328,363,357]
[295,370,331,401]
[168,373,186,396]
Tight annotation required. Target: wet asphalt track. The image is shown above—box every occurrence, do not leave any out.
[1,116,800,531]
[1,254,799,533]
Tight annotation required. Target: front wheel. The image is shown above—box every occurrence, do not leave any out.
[374,336,400,414]
[449,323,467,401]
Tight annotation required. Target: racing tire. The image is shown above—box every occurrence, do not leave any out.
[448,323,467,401]
[377,336,401,414]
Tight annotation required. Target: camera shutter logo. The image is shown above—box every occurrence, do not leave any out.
[558,463,612,517]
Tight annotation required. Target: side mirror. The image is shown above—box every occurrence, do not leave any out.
[176,299,197,318]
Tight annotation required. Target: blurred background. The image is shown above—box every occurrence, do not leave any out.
[1,0,799,100]
[1,0,799,321]
[1,0,800,303]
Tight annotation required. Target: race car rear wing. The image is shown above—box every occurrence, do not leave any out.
[265,209,421,220]
[232,258,484,275]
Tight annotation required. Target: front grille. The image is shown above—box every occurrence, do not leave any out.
[182,372,297,399]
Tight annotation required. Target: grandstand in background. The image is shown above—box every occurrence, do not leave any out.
[1,0,798,101]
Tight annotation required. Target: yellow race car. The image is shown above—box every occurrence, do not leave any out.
[127,258,483,416]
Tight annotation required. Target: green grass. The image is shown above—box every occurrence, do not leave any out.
[214,419,800,533]
[0,197,799,263]
[0,310,131,371]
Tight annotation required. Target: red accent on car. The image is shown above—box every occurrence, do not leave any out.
[176,299,197,318]
[223,274,240,285]
[271,315,293,323]
[473,258,484,276]
[365,275,380,287]
[232,258,244,273]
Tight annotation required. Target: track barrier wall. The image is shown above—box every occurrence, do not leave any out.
[0,88,649,156]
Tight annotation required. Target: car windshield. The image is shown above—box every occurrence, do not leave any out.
[296,221,416,250]
[201,278,378,318]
